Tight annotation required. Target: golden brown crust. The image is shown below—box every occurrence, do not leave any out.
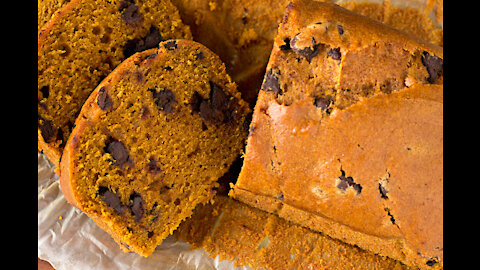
[231,1,443,269]
[170,0,442,108]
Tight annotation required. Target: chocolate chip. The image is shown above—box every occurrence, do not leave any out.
[38,117,56,143]
[327,47,341,60]
[148,88,177,113]
[336,180,349,191]
[105,140,131,168]
[190,82,238,124]
[291,36,319,61]
[262,69,281,95]
[97,87,113,110]
[119,0,143,25]
[337,25,344,35]
[279,38,291,51]
[421,51,443,83]
[40,85,49,99]
[129,192,144,222]
[190,91,203,113]
[352,183,362,194]
[163,40,177,50]
[99,187,127,213]
[123,27,164,58]
[314,96,333,111]
[426,260,437,266]
[147,157,162,174]
[337,170,362,195]
[379,184,388,199]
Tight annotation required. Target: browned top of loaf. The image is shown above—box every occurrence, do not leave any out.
[232,1,443,269]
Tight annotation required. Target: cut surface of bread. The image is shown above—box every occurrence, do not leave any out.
[60,40,250,257]
[38,0,192,167]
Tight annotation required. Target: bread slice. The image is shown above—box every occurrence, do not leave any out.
[38,0,192,167]
[175,195,411,269]
[60,39,250,257]
[230,1,443,268]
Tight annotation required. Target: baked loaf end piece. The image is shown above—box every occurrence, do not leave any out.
[38,0,192,168]
[176,195,411,270]
[60,39,250,257]
[230,1,443,269]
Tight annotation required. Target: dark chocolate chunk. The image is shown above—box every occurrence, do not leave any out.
[337,170,362,195]
[336,180,349,191]
[123,27,164,58]
[163,40,177,50]
[421,51,443,83]
[99,187,127,213]
[97,87,113,110]
[337,25,344,35]
[129,192,144,222]
[291,36,319,60]
[327,47,341,60]
[40,85,49,99]
[105,140,131,168]
[379,184,388,199]
[190,91,203,113]
[262,69,281,95]
[38,117,56,142]
[352,183,362,194]
[190,82,238,124]
[147,157,162,174]
[119,0,143,25]
[202,82,233,123]
[279,38,291,51]
[314,96,333,111]
[148,88,177,113]
[426,260,437,267]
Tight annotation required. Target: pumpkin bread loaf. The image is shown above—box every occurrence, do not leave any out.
[59,39,250,257]
[38,0,192,168]
[230,1,443,269]
[170,0,443,106]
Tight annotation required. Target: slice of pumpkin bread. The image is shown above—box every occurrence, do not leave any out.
[38,0,192,167]
[59,40,250,257]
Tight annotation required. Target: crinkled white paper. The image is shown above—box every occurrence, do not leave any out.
[38,153,248,270]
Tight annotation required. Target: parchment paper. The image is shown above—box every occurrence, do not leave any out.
[38,153,248,270]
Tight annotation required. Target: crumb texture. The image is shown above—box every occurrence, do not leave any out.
[38,0,192,166]
[60,40,250,257]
